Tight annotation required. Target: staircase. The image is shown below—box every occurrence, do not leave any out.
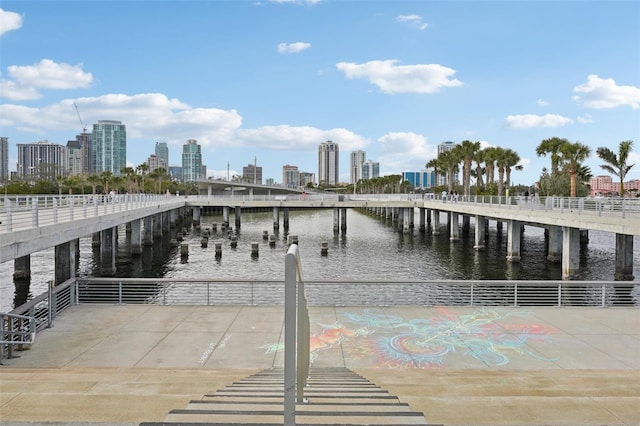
[140,367,431,425]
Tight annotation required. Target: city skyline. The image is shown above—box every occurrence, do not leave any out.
[0,1,638,186]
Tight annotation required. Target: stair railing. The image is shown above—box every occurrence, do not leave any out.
[284,243,310,425]
[0,312,36,363]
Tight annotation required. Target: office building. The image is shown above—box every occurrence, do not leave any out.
[299,172,315,188]
[437,141,459,186]
[242,163,262,184]
[155,142,169,169]
[17,141,68,182]
[182,139,202,183]
[169,166,182,182]
[0,137,8,182]
[403,169,436,189]
[66,139,83,176]
[91,120,126,175]
[282,164,299,189]
[318,140,339,186]
[146,154,167,173]
[361,160,380,180]
[350,150,366,184]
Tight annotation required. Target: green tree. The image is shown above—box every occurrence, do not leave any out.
[503,148,521,189]
[559,142,591,197]
[453,140,481,196]
[536,137,568,175]
[596,140,635,196]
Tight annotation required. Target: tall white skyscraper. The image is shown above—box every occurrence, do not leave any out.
[350,150,366,184]
[182,139,202,183]
[17,141,68,182]
[437,141,458,186]
[92,120,126,175]
[318,140,339,186]
[361,160,380,180]
[155,142,169,169]
[0,137,8,182]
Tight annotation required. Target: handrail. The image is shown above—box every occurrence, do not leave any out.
[0,312,36,363]
[283,244,310,425]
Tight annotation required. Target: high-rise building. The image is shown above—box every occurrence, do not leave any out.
[282,164,299,188]
[146,154,167,173]
[318,140,339,186]
[350,150,366,184]
[361,160,380,180]
[169,166,182,182]
[17,141,68,182]
[91,120,126,175]
[437,141,458,186]
[155,142,169,169]
[66,139,83,176]
[242,163,262,184]
[0,137,8,182]
[182,139,202,183]
[299,172,315,188]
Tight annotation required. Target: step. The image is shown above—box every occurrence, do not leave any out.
[163,410,428,424]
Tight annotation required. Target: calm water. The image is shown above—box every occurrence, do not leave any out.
[1,208,638,312]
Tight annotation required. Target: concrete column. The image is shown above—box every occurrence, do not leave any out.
[426,208,432,225]
[130,219,142,254]
[143,216,153,246]
[462,215,471,235]
[169,209,177,228]
[100,226,117,276]
[273,207,280,230]
[506,220,522,262]
[474,215,486,250]
[55,240,77,285]
[193,206,201,225]
[431,209,441,235]
[235,206,242,229]
[223,207,230,224]
[418,208,426,232]
[615,234,635,281]
[403,208,411,233]
[580,229,589,245]
[13,255,31,280]
[547,225,562,262]
[409,207,415,229]
[207,185,212,197]
[449,212,459,241]
[92,232,101,248]
[153,214,163,239]
[162,211,170,233]
[562,226,580,280]
[283,208,290,231]
[333,208,340,233]
[341,208,347,232]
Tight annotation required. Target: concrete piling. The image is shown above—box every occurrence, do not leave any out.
[321,241,329,256]
[230,235,238,248]
[269,234,277,247]
[251,242,259,258]
[287,235,299,246]
[263,230,269,240]
[180,244,189,258]
[215,242,222,258]
[201,237,208,248]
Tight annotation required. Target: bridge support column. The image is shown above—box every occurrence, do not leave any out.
[341,208,347,232]
[143,216,153,246]
[449,212,459,241]
[13,255,31,280]
[130,219,142,254]
[562,226,580,280]
[223,207,230,225]
[169,209,178,228]
[474,215,486,250]
[273,207,280,231]
[506,220,522,262]
[402,208,411,233]
[100,226,117,276]
[193,206,201,225]
[462,215,470,235]
[92,232,101,248]
[431,210,441,235]
[418,208,426,232]
[235,206,242,229]
[547,226,562,262]
[153,214,163,239]
[615,234,634,281]
[55,240,77,285]
[283,208,290,231]
[333,209,340,233]
[162,212,170,233]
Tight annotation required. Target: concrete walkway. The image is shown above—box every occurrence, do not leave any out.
[1,304,639,425]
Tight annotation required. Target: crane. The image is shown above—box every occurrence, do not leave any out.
[73,101,87,133]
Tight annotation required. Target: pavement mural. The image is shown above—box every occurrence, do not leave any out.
[262,307,560,368]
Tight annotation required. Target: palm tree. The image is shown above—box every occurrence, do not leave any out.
[482,147,500,185]
[87,174,101,195]
[536,137,568,175]
[559,142,591,197]
[453,140,481,196]
[439,150,460,193]
[503,149,521,189]
[596,140,635,196]
[495,147,508,196]
[474,148,486,191]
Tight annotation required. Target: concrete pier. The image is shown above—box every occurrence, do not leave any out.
[431,209,441,235]
[506,220,522,262]
[474,215,486,250]
[99,227,117,276]
[449,212,459,241]
[13,255,31,280]
[615,233,635,280]
[54,240,77,285]
[562,226,580,280]
[547,225,562,262]
[130,219,142,254]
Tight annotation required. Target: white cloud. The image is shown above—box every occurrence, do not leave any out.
[573,75,640,110]
[396,14,428,30]
[277,42,311,54]
[336,59,463,94]
[0,8,23,36]
[576,113,593,124]
[237,125,367,151]
[504,114,573,129]
[537,98,549,107]
[1,59,93,101]
[377,132,436,173]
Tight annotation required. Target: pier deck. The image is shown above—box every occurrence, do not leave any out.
[1,304,639,425]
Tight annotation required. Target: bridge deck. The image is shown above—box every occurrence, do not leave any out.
[1,304,638,425]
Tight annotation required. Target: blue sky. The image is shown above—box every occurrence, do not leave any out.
[1,0,639,185]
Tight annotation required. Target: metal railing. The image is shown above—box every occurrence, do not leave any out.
[0,312,36,363]
[283,244,310,425]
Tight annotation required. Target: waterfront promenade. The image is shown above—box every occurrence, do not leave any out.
[1,304,638,425]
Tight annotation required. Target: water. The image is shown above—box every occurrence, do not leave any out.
[1,208,638,312]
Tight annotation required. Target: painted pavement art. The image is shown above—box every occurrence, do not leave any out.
[261,307,559,368]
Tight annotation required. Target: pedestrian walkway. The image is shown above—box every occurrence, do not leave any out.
[1,304,639,425]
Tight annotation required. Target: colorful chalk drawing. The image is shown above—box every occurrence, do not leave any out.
[261,308,559,368]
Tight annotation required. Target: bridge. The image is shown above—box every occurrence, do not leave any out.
[1,193,638,282]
